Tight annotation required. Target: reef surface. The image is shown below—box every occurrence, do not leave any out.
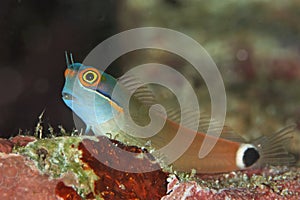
[0,135,299,200]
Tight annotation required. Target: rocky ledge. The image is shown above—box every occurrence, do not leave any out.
[0,135,299,200]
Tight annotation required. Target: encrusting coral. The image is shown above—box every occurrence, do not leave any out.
[0,134,299,200]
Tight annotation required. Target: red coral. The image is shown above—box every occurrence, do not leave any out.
[10,135,36,147]
[3,135,298,199]
[0,138,13,153]
[0,136,36,154]
[162,168,300,200]
[0,135,168,199]
[79,136,168,200]
[55,182,82,200]
[0,154,59,200]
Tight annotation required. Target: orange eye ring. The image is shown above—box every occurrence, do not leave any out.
[79,68,101,87]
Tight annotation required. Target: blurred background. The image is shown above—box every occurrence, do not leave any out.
[0,0,299,159]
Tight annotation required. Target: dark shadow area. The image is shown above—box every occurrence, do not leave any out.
[0,0,118,137]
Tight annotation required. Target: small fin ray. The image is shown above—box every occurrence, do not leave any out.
[163,104,246,142]
[253,124,296,167]
[118,73,246,143]
[118,74,156,106]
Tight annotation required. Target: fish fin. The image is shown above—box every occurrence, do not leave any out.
[163,105,181,123]
[85,125,92,134]
[197,114,246,143]
[220,126,246,143]
[117,74,159,126]
[118,73,245,143]
[164,106,200,126]
[164,105,246,142]
[253,124,296,167]
[117,74,157,106]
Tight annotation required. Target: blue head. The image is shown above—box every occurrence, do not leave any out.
[62,55,124,131]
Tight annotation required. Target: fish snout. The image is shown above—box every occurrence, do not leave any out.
[62,92,75,100]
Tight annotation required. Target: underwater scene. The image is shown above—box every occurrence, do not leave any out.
[0,1,299,199]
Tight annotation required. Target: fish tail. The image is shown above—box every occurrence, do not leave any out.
[253,124,296,167]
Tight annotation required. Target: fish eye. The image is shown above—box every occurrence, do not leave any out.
[79,68,100,87]
[83,71,97,83]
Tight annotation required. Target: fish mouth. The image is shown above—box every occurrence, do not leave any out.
[62,92,75,100]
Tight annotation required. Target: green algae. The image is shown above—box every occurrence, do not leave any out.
[13,136,101,199]
[184,167,300,197]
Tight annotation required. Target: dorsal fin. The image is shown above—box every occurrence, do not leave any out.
[117,74,156,106]
[117,74,158,126]
[198,114,246,143]
[118,73,245,143]
[163,104,246,143]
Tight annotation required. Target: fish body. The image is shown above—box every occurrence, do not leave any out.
[62,55,295,173]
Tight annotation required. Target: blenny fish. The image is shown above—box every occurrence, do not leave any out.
[62,53,295,173]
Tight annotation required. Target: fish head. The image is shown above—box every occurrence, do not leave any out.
[62,55,123,128]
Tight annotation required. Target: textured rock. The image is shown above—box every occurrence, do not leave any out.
[0,139,13,154]
[0,136,299,199]
[0,154,59,200]
[79,137,168,199]
[0,135,168,199]
[162,167,300,200]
